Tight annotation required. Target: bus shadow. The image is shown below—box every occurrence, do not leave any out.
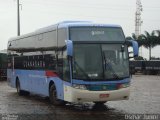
[11,92,125,114]
[62,103,125,120]
[7,92,126,120]
[64,102,116,112]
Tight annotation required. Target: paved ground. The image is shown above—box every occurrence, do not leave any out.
[0,75,160,120]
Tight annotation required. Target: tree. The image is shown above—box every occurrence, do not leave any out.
[126,30,160,60]
[155,30,160,45]
[140,31,157,60]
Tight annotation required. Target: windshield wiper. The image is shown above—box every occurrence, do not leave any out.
[105,62,120,79]
[74,61,91,80]
[103,52,120,80]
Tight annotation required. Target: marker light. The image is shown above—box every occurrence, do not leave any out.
[73,84,87,90]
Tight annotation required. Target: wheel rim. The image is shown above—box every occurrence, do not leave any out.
[50,85,60,104]
[53,89,58,101]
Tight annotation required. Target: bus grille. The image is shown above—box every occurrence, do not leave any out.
[86,84,117,91]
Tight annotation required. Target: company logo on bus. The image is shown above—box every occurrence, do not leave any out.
[91,31,104,36]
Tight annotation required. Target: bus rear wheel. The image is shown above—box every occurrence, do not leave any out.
[49,84,65,106]
[16,79,29,96]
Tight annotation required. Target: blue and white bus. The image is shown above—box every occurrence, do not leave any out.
[7,21,138,105]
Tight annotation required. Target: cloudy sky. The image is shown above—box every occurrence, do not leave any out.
[0,0,160,59]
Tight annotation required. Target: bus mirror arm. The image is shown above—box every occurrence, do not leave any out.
[128,52,134,59]
[67,55,72,61]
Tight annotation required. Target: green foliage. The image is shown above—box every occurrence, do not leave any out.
[151,56,160,60]
[0,53,7,68]
[126,30,160,60]
[134,56,145,60]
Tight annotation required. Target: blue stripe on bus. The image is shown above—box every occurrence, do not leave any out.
[72,78,130,85]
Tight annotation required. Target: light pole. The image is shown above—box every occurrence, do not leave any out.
[17,0,20,36]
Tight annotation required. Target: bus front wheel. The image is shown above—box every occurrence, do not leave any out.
[94,101,107,105]
[49,84,65,106]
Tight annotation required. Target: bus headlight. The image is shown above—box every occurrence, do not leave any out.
[117,83,130,89]
[72,84,87,90]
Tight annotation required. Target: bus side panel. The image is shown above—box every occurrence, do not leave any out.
[17,70,48,96]
[29,70,48,96]
[8,68,65,99]
[8,69,48,96]
[7,69,31,91]
[7,69,16,88]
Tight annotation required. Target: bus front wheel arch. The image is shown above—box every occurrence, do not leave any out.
[49,83,65,106]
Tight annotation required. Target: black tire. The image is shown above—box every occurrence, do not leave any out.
[16,79,29,96]
[94,101,107,105]
[142,70,147,75]
[49,84,65,106]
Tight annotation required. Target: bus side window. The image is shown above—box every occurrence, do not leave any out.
[63,49,70,82]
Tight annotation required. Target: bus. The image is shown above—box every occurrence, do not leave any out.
[7,21,138,105]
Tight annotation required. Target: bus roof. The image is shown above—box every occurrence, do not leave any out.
[9,21,122,41]
[37,21,121,32]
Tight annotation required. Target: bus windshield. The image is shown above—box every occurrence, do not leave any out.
[72,44,129,80]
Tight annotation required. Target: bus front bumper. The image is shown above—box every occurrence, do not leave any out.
[63,86,130,102]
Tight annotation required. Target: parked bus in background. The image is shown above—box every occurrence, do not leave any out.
[7,21,138,105]
[129,60,160,75]
[0,52,7,80]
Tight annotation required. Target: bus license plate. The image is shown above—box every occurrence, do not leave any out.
[99,94,109,98]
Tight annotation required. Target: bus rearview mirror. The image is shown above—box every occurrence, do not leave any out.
[65,40,73,57]
[127,40,139,58]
